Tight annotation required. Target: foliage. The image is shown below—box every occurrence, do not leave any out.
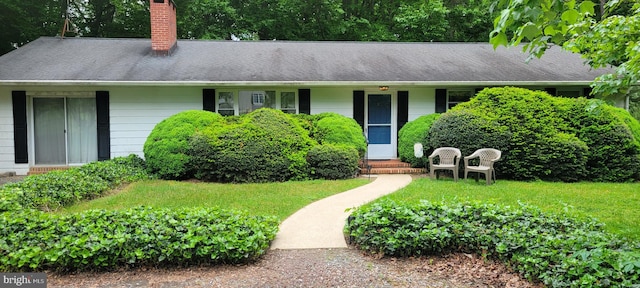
[0,206,278,272]
[307,144,359,180]
[189,109,315,183]
[144,110,224,180]
[567,100,640,181]
[382,178,640,240]
[310,113,367,158]
[432,87,640,182]
[428,110,511,160]
[0,155,149,212]
[490,0,640,98]
[397,114,440,167]
[2,0,499,56]
[346,200,640,287]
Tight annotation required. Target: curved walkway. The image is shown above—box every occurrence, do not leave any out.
[270,174,413,250]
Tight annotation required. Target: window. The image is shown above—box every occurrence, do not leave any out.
[32,96,97,165]
[218,92,234,116]
[218,89,297,115]
[448,90,473,109]
[240,90,275,115]
[280,92,296,114]
[252,93,265,105]
[557,89,581,98]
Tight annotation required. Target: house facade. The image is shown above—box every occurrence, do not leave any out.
[0,0,614,175]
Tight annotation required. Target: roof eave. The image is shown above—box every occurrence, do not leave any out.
[0,80,597,87]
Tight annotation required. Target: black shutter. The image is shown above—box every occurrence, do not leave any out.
[96,91,111,161]
[435,89,447,113]
[397,91,408,133]
[353,90,365,131]
[298,89,310,114]
[545,88,557,96]
[12,91,28,164]
[203,89,216,112]
[583,87,593,99]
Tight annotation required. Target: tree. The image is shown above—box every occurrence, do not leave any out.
[490,0,640,98]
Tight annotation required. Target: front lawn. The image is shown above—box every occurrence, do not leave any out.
[376,177,640,241]
[61,178,371,220]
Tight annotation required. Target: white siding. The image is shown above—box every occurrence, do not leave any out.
[109,86,202,158]
[310,87,353,117]
[407,87,436,121]
[0,88,28,175]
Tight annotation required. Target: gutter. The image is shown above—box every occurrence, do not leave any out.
[0,80,597,87]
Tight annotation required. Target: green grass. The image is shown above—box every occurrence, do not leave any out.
[376,177,640,241]
[61,178,371,220]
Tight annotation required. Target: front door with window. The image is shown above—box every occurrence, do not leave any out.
[33,97,98,165]
[366,93,396,159]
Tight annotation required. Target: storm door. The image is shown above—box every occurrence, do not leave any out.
[366,93,396,159]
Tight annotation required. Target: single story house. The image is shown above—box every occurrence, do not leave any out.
[0,0,616,175]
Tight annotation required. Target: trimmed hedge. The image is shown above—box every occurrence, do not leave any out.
[397,113,440,167]
[307,144,360,180]
[0,207,278,272]
[433,87,640,182]
[149,109,365,182]
[0,155,149,212]
[311,113,367,158]
[567,100,640,181]
[144,110,224,180]
[346,200,640,287]
[190,109,316,183]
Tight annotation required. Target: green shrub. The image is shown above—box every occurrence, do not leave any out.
[346,200,640,287]
[312,113,367,158]
[431,87,640,182]
[428,110,511,175]
[0,155,149,212]
[568,100,640,181]
[398,114,440,167]
[0,206,278,272]
[190,109,315,183]
[307,144,360,180]
[144,110,224,180]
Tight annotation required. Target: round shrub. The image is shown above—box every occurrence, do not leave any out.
[307,144,360,180]
[312,113,367,158]
[144,110,224,180]
[568,100,640,181]
[398,114,440,167]
[428,110,511,175]
[190,109,315,183]
[432,87,640,182]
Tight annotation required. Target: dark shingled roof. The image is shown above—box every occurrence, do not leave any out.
[0,37,612,84]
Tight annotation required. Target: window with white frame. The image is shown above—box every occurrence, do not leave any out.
[280,91,297,114]
[217,90,297,115]
[447,90,473,109]
[217,91,235,116]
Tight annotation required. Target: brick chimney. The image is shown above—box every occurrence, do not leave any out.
[150,0,177,56]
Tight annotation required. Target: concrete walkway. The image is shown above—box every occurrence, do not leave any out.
[270,174,413,250]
